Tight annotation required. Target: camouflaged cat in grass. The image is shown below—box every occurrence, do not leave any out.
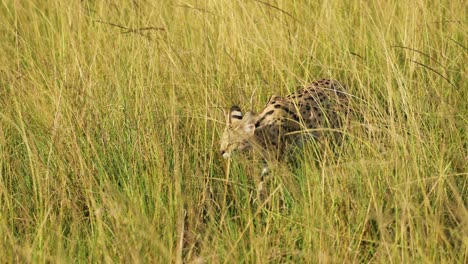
[220,79,351,165]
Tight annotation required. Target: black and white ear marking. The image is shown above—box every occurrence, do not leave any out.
[229,106,243,124]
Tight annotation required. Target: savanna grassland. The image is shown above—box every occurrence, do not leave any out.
[0,0,466,263]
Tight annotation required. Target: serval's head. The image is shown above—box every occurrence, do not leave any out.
[219,106,256,159]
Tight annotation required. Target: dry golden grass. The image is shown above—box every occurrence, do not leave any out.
[0,0,466,263]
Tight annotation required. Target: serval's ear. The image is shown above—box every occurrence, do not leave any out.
[228,106,243,125]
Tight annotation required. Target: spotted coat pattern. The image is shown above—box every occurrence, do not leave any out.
[220,79,350,161]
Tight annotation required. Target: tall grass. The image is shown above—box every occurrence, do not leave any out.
[0,0,466,262]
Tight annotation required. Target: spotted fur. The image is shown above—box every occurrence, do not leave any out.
[220,79,351,161]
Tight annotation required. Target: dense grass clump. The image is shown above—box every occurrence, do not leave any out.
[0,0,466,262]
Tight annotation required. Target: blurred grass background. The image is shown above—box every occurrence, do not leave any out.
[0,0,466,263]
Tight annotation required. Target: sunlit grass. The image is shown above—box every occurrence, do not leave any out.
[0,0,466,262]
